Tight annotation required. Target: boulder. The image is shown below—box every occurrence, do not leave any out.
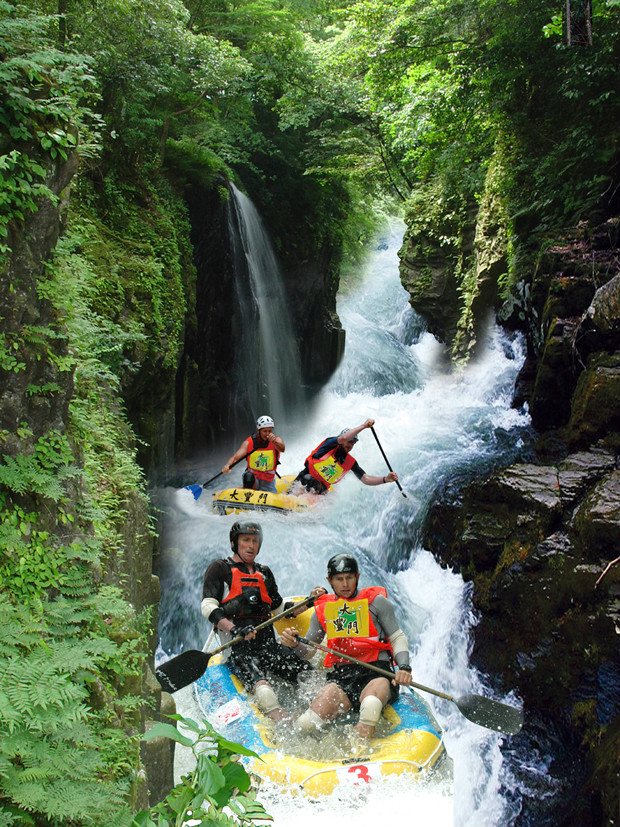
[573,469,620,560]
[567,354,620,448]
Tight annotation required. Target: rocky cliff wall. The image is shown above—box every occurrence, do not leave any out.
[1,155,174,807]
[413,217,620,825]
[1,159,349,808]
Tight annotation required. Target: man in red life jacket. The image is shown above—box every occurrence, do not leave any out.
[295,419,399,495]
[222,415,284,494]
[201,520,326,722]
[281,552,413,738]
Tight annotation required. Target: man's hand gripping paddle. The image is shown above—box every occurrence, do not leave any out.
[155,594,316,693]
[297,636,523,736]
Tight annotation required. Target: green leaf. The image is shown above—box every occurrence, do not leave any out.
[141,722,194,748]
[194,753,226,796]
[216,736,260,759]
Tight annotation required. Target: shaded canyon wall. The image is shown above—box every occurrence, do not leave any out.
[399,171,620,823]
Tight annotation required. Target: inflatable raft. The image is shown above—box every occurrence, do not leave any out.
[211,474,314,516]
[193,605,447,796]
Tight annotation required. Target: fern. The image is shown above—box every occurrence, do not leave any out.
[0,596,139,826]
[0,430,75,502]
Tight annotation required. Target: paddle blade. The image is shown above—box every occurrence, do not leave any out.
[155,649,209,693]
[184,484,203,500]
[456,694,524,735]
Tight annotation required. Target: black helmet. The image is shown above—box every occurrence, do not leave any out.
[230,520,263,553]
[327,553,359,578]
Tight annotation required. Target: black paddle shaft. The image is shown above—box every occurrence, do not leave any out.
[369,426,407,498]
[200,454,247,489]
[201,452,282,489]
[298,636,523,736]
[156,594,316,693]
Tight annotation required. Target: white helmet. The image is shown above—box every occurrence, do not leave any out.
[256,415,274,429]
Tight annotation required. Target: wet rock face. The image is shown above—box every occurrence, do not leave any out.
[515,220,620,436]
[567,354,620,449]
[407,216,620,823]
[2,154,174,806]
[426,448,620,823]
[422,217,620,826]
[398,231,463,347]
[1,156,77,452]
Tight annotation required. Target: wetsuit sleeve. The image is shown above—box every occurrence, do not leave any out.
[306,612,324,642]
[350,460,365,480]
[371,595,410,668]
[201,559,231,625]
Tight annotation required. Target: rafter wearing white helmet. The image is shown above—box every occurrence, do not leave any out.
[221,415,284,494]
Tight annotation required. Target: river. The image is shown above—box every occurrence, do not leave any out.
[155,218,536,826]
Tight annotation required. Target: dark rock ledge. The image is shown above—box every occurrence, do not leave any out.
[418,219,620,826]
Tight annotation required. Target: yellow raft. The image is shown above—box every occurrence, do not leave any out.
[211,474,314,516]
[193,604,448,796]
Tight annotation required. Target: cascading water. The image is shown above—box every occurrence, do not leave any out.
[155,218,540,826]
[227,183,304,427]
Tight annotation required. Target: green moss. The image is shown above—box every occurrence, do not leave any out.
[163,138,233,190]
[572,699,599,749]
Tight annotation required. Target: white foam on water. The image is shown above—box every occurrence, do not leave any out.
[158,218,531,827]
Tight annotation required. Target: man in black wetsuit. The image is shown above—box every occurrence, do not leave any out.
[201,520,326,721]
[295,419,399,494]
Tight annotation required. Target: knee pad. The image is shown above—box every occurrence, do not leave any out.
[242,470,256,489]
[254,683,279,714]
[295,709,325,734]
[359,696,383,727]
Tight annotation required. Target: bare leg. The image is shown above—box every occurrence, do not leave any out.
[354,677,391,739]
[254,680,290,722]
[309,682,353,722]
[295,682,353,732]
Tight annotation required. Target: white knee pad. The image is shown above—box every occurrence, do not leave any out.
[254,683,280,714]
[359,696,383,727]
[295,709,325,733]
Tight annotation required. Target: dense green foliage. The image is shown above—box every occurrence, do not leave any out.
[288,0,620,254]
[0,594,141,826]
[0,216,154,823]
[136,715,271,827]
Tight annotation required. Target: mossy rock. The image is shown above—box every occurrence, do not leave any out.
[567,353,620,448]
[572,469,620,560]
[541,275,595,330]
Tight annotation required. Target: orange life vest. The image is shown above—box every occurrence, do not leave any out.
[222,565,272,621]
[314,587,393,666]
[304,441,356,490]
[246,433,280,481]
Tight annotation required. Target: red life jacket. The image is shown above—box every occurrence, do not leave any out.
[304,440,356,490]
[222,565,272,621]
[246,433,280,481]
[314,587,393,666]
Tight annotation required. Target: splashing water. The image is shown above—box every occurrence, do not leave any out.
[156,219,536,826]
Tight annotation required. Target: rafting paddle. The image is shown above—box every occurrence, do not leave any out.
[297,637,523,736]
[184,455,249,501]
[156,594,317,693]
[185,455,283,500]
[369,426,407,499]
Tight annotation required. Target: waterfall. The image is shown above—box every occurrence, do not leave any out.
[227,183,304,427]
[156,218,548,827]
